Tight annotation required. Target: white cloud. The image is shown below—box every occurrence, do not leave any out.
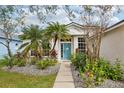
[25,15,40,25]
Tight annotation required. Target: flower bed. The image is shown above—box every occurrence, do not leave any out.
[71,64,124,88]
[70,53,124,88]
[2,63,60,76]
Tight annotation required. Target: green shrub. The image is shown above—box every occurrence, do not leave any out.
[30,57,37,65]
[80,67,95,87]
[70,53,86,70]
[0,56,17,68]
[10,56,26,67]
[96,58,110,80]
[48,58,57,66]
[81,58,107,87]
[16,59,26,67]
[108,59,124,81]
[80,58,124,87]
[0,56,11,66]
[36,60,49,69]
[36,58,57,69]
[12,58,19,65]
[0,56,26,68]
[0,58,9,67]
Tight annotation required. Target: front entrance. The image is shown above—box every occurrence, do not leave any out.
[61,43,71,60]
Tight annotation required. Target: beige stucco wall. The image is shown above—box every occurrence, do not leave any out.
[100,25,124,66]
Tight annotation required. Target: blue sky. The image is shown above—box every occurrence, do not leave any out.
[22,6,124,28]
[116,10,124,21]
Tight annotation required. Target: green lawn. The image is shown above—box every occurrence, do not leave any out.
[0,59,57,88]
[0,61,56,88]
[0,70,56,88]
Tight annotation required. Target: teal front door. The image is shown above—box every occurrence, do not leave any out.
[61,43,71,60]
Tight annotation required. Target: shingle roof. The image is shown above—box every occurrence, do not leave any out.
[106,20,124,30]
[103,19,124,34]
[66,22,99,28]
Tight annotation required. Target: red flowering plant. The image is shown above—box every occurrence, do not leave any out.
[50,49,58,58]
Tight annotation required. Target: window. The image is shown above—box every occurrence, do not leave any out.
[31,50,50,57]
[42,43,50,56]
[31,51,36,56]
[78,38,85,53]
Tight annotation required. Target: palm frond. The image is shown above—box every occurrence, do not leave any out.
[18,42,30,50]
[21,44,31,57]
[19,25,44,58]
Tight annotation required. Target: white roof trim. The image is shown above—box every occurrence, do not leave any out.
[105,21,124,33]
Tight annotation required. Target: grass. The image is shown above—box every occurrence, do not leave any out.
[0,70,56,88]
[0,61,56,88]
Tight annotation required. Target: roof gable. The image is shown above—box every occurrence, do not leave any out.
[66,22,85,36]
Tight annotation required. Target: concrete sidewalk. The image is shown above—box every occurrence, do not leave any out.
[53,62,75,88]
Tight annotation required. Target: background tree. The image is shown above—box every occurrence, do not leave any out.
[63,5,120,60]
[29,5,58,23]
[0,6,26,58]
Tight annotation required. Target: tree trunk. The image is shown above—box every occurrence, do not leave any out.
[95,34,102,59]
[51,36,58,52]
[85,36,94,60]
[7,46,13,68]
[6,41,13,69]
[7,46,12,58]
[49,36,58,58]
[6,41,12,58]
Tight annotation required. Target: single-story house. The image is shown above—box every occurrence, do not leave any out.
[50,20,124,65]
[0,36,22,58]
[3,20,123,65]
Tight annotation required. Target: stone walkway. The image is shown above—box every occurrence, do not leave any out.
[53,62,75,88]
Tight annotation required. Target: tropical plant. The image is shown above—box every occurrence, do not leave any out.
[19,25,43,59]
[29,56,38,65]
[44,22,70,54]
[12,56,26,67]
[70,53,86,70]
[16,59,26,67]
[80,58,124,87]
[36,60,49,69]
[0,56,10,67]
[4,56,14,68]
[36,58,57,69]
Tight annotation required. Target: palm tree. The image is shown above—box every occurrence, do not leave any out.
[45,22,70,52]
[19,25,43,59]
